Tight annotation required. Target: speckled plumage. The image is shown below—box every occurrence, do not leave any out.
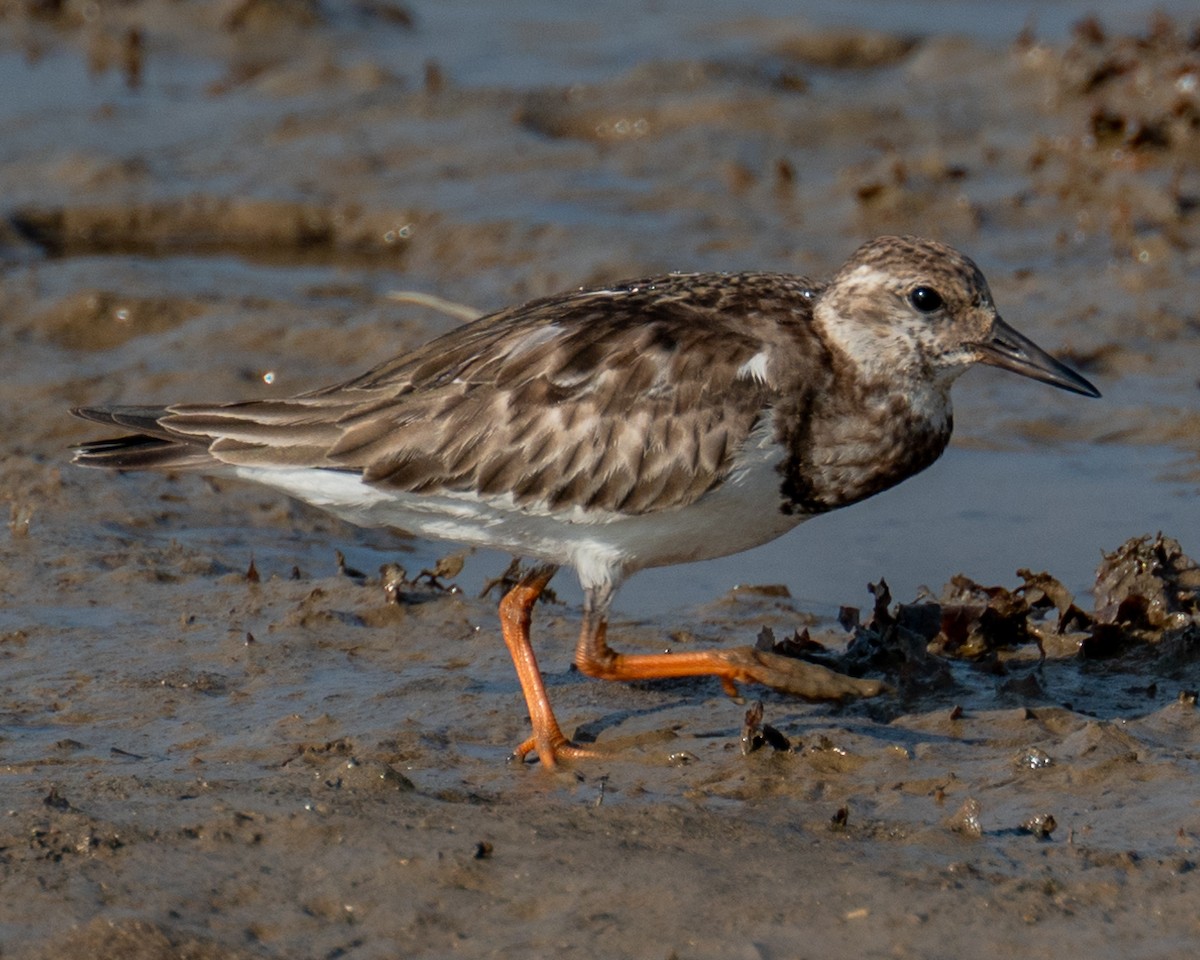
[72,236,1099,767]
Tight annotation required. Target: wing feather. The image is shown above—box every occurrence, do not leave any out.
[73,272,826,515]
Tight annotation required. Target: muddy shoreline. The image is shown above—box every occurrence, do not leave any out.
[2,4,1200,958]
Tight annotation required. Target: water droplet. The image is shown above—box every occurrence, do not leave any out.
[383,224,413,244]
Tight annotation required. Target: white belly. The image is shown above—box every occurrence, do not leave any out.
[231,418,806,592]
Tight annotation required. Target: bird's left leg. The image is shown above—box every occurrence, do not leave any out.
[498,565,601,768]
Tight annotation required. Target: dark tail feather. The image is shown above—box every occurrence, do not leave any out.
[70,405,216,471]
[72,405,174,433]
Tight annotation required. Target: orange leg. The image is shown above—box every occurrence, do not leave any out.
[498,566,599,768]
[574,584,888,703]
[500,575,886,768]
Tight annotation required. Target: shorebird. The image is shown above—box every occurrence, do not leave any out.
[72,236,1099,767]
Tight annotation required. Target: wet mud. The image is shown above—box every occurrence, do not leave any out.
[2,3,1200,958]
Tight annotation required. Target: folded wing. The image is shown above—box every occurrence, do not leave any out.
[74,274,820,516]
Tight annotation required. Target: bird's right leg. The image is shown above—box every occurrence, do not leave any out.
[573,583,886,701]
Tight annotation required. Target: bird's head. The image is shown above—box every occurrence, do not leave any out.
[814,236,1099,398]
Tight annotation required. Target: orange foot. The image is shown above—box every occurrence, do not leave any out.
[497,566,888,769]
[575,614,889,702]
[510,731,603,767]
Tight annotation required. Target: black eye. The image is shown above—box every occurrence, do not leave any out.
[909,286,944,313]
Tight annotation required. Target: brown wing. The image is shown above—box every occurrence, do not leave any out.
[74,272,823,515]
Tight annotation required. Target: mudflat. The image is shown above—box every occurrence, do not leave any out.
[2,4,1200,958]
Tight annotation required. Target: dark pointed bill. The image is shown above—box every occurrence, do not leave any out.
[976,317,1100,398]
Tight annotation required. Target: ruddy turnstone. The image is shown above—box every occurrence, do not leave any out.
[72,236,1099,767]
